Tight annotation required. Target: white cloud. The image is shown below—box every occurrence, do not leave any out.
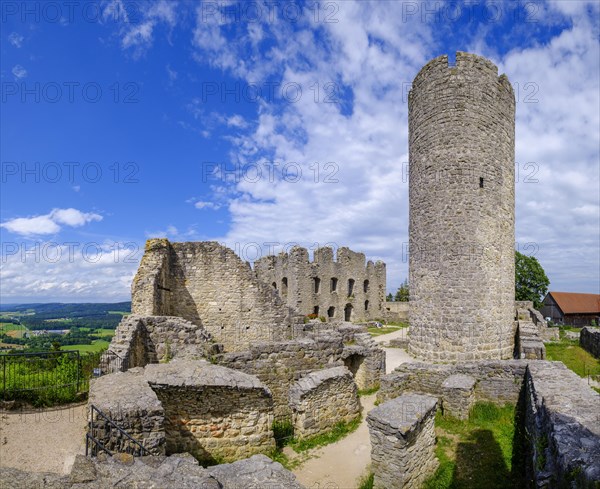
[189,1,599,294]
[8,32,24,48]
[106,0,178,56]
[11,65,27,79]
[166,64,177,82]
[1,208,102,237]
[195,201,221,210]
[0,240,139,303]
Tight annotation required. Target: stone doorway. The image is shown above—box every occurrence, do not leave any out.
[344,303,353,322]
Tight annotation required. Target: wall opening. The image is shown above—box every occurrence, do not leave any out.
[331,277,338,292]
[281,277,288,297]
[272,282,277,290]
[343,353,365,379]
[363,280,369,293]
[365,300,369,311]
[327,306,335,319]
[344,303,353,322]
[348,279,355,296]
[480,177,484,188]
[313,277,321,294]
[313,306,320,316]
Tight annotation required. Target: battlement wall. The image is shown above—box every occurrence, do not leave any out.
[254,246,386,322]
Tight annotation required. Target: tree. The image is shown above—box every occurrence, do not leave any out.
[515,251,550,309]
[386,293,393,302]
[395,279,409,302]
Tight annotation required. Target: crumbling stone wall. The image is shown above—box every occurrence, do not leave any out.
[218,328,384,419]
[367,393,438,489]
[580,326,600,358]
[524,362,600,486]
[254,246,386,322]
[145,362,275,464]
[408,52,516,361]
[377,360,528,406]
[217,336,344,420]
[131,240,301,351]
[88,361,275,464]
[289,366,360,439]
[108,315,215,368]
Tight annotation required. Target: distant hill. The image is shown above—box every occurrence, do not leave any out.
[0,302,131,330]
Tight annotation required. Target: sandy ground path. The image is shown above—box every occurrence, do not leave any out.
[292,334,414,488]
[0,402,87,474]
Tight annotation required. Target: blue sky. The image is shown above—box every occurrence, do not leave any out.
[1,0,599,303]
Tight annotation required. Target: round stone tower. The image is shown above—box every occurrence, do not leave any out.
[408,52,516,361]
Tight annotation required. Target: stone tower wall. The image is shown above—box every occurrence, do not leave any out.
[408,52,516,361]
[131,239,301,351]
[254,246,386,322]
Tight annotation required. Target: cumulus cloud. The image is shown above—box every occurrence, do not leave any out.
[0,240,139,303]
[187,1,599,293]
[11,65,27,79]
[1,208,102,237]
[8,32,24,48]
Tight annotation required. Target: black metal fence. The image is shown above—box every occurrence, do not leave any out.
[0,349,127,406]
[86,404,150,458]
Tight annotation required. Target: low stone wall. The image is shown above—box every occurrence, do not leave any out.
[341,332,386,391]
[108,315,216,368]
[88,360,275,464]
[1,453,306,489]
[377,360,528,406]
[88,368,166,455]
[218,336,343,420]
[525,362,600,486]
[145,362,275,464]
[289,366,360,439]
[367,393,438,489]
[441,374,475,420]
[580,326,600,358]
[516,319,546,360]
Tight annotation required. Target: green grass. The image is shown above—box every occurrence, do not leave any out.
[357,471,374,489]
[367,324,408,337]
[289,417,361,452]
[545,339,600,379]
[358,385,380,396]
[61,340,110,353]
[91,328,116,338]
[108,311,129,316]
[423,402,524,489]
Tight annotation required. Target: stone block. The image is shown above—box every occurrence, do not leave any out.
[441,374,476,419]
[367,393,438,489]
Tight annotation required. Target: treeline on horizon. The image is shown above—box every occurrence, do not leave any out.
[0,302,131,330]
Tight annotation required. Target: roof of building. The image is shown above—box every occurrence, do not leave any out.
[546,292,600,315]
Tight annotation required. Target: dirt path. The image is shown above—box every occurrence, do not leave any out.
[292,335,415,488]
[0,403,87,474]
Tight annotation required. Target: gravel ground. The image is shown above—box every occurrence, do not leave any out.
[0,403,87,474]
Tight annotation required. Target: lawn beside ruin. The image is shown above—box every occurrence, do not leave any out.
[423,402,526,489]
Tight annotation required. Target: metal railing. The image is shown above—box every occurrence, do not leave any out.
[86,404,150,458]
[0,349,128,405]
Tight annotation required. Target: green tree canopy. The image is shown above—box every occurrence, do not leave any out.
[515,251,550,309]
[394,279,409,302]
[386,292,393,302]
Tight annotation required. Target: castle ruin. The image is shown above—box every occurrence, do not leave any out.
[408,52,516,361]
[254,246,386,322]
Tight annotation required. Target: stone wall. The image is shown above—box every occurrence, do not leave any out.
[131,239,302,351]
[217,335,344,420]
[1,453,306,489]
[218,328,384,419]
[88,360,275,464]
[108,315,216,368]
[289,366,360,439]
[377,360,528,406]
[384,301,409,322]
[408,52,516,361]
[254,246,386,322]
[580,326,600,358]
[367,393,438,489]
[145,362,275,464]
[524,362,600,486]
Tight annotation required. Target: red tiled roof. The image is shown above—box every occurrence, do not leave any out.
[548,292,600,315]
